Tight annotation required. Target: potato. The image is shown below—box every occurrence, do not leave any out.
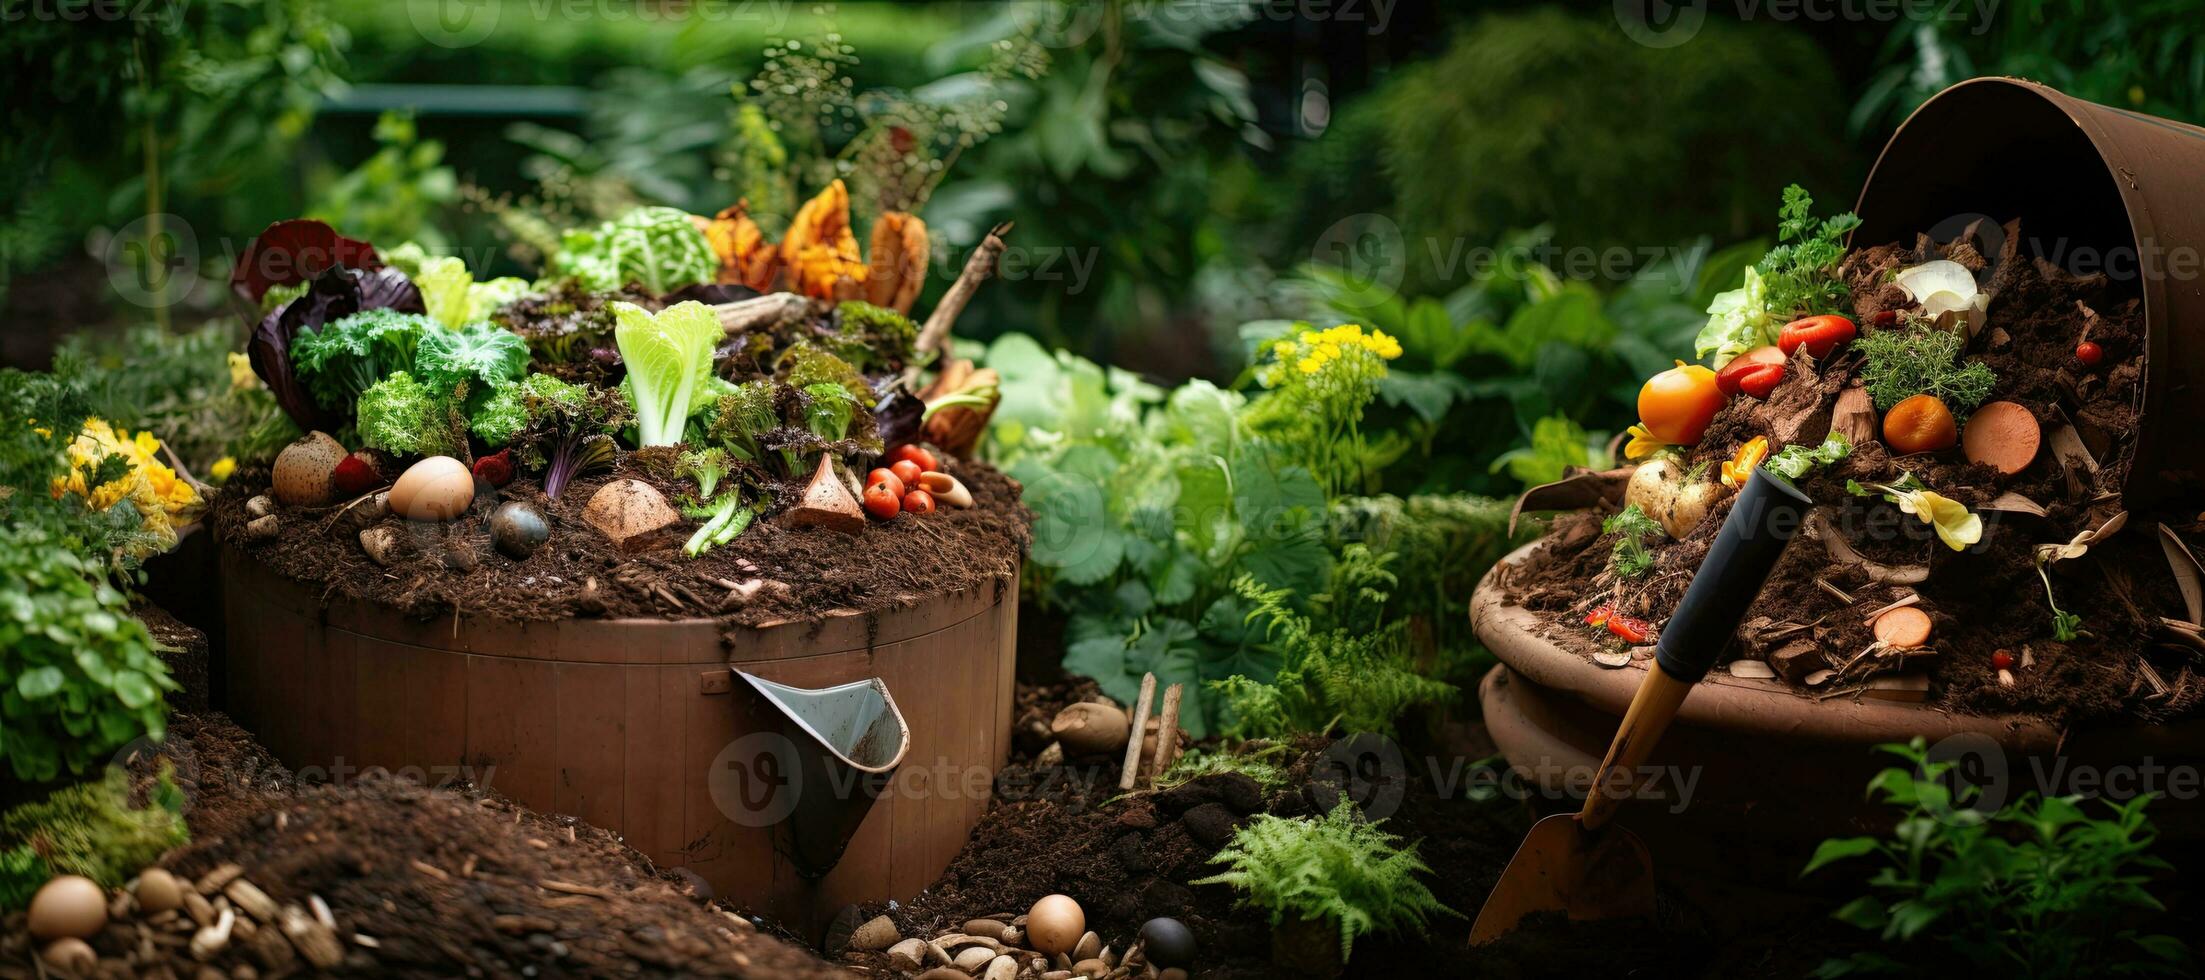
[1625,456,1731,539]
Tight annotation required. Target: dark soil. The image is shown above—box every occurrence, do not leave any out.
[210,455,1029,626]
[0,712,844,978]
[1507,227,2204,727]
[133,602,209,716]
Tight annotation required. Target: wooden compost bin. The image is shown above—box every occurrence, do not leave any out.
[218,543,1018,937]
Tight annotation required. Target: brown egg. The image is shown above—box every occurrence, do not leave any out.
[1025,894,1085,957]
[389,456,477,522]
[28,875,107,940]
[134,868,183,914]
[271,431,346,506]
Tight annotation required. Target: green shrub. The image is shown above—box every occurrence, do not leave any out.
[1,766,187,896]
[1328,493,1530,676]
[1376,10,1846,288]
[0,847,50,912]
[1192,799,1452,960]
[1803,738,2188,978]
[0,523,177,783]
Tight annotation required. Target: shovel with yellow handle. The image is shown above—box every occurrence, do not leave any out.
[1470,469,1813,944]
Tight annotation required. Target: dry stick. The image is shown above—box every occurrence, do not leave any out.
[1119,673,1158,791]
[916,223,1013,360]
[1149,684,1184,783]
[712,292,817,335]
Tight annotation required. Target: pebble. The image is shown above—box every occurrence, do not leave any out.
[962,918,1008,941]
[137,869,185,914]
[41,937,97,974]
[885,938,928,972]
[982,954,1018,980]
[1071,959,1109,978]
[913,969,967,980]
[953,946,995,971]
[1072,930,1101,962]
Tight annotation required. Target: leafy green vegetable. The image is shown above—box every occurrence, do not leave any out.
[0,522,176,782]
[679,447,734,501]
[801,382,858,444]
[699,379,784,469]
[826,300,920,372]
[1603,504,1663,579]
[1856,321,1999,412]
[288,308,436,413]
[414,322,531,397]
[612,300,721,447]
[1804,738,2185,978]
[1763,432,1853,480]
[356,371,468,458]
[507,375,630,499]
[1490,414,1598,489]
[2,765,187,892]
[468,380,530,448]
[1191,799,1453,960]
[1696,185,1859,363]
[550,206,716,295]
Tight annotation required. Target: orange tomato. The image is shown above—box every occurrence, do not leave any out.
[1637,361,1728,445]
[1883,394,1958,454]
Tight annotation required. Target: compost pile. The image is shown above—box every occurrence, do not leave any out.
[1507,220,2205,725]
[0,713,840,979]
[214,194,1027,626]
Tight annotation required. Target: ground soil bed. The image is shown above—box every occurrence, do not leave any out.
[210,456,1029,626]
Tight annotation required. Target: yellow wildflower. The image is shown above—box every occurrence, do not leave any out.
[228,351,260,391]
[210,456,237,483]
[1721,436,1769,488]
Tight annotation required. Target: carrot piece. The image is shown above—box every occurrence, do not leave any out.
[1961,400,2041,476]
[1872,606,1933,648]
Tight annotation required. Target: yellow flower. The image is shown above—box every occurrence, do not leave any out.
[1721,436,1769,488]
[228,351,260,391]
[1623,423,1670,461]
[1298,355,1324,375]
[210,457,237,483]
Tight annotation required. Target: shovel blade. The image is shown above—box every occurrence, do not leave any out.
[1468,813,1656,945]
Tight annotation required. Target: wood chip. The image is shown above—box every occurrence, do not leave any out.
[1768,640,1825,684]
[1862,674,1932,702]
[1119,673,1157,791]
[538,879,617,900]
[195,864,245,895]
[1726,660,1776,680]
[409,860,450,882]
[2159,524,2205,623]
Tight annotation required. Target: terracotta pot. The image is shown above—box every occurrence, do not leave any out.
[1853,77,2205,506]
[216,541,1018,936]
[1471,543,2205,868]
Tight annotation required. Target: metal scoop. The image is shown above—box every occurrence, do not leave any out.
[1470,470,1812,943]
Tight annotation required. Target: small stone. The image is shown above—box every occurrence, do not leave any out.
[1072,931,1101,962]
[582,479,680,550]
[984,953,1018,980]
[41,937,96,974]
[913,969,967,980]
[962,918,1008,941]
[1072,958,1109,978]
[490,501,550,559]
[953,946,995,971]
[245,495,277,518]
[136,869,185,914]
[242,514,281,542]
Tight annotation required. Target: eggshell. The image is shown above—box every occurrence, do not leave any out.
[271,431,346,506]
[390,456,477,522]
[28,875,107,940]
[40,937,95,974]
[1025,894,1085,956]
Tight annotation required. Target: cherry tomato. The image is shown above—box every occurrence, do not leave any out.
[862,481,902,520]
[1584,605,1615,629]
[1714,346,1785,396]
[888,444,939,473]
[1638,361,1727,445]
[889,459,924,487]
[2075,341,2104,366]
[1736,363,1786,400]
[1777,314,1858,360]
[902,488,936,515]
[1991,649,2016,671]
[1607,615,1653,645]
[1871,309,1899,327]
[867,468,905,498]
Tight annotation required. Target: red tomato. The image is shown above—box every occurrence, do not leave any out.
[862,481,901,520]
[902,488,936,515]
[888,444,939,473]
[867,468,904,498]
[1777,314,1857,360]
[1607,615,1653,645]
[1991,649,2016,670]
[1638,362,1727,445]
[1715,346,1785,396]
[1736,364,1786,400]
[889,459,924,487]
[2075,341,2104,366]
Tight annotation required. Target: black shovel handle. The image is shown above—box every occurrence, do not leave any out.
[1653,469,1814,683]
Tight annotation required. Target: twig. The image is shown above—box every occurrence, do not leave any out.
[916,223,1012,358]
[711,292,817,336]
[1859,593,1921,624]
[1814,577,1855,605]
[1119,672,1157,791]
[538,879,618,900]
[1149,683,1184,781]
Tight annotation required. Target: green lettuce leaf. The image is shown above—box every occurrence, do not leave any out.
[613,300,721,446]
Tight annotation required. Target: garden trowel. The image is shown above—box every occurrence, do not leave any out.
[1470,469,1812,944]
